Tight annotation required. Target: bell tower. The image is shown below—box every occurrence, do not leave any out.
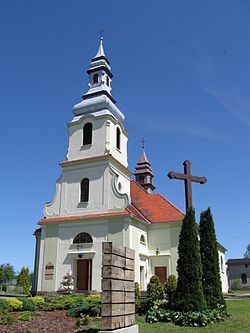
[44,38,131,218]
[134,149,155,193]
[83,37,115,103]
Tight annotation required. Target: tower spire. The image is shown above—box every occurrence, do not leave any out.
[134,147,155,193]
[94,36,106,58]
[82,37,116,104]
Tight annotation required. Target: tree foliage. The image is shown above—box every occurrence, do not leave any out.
[164,275,177,308]
[173,208,206,312]
[134,282,141,307]
[244,243,250,258]
[60,272,74,290]
[16,267,30,294]
[147,275,163,301]
[0,263,15,284]
[199,208,226,309]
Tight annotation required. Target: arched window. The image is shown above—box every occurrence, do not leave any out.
[106,76,110,86]
[116,127,121,150]
[140,235,146,244]
[83,123,92,145]
[80,178,89,202]
[138,176,144,184]
[93,73,99,84]
[73,232,93,244]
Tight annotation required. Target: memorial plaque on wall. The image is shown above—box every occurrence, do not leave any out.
[45,262,54,280]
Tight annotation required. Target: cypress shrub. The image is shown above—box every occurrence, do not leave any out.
[16,267,30,294]
[173,208,206,312]
[134,282,141,311]
[147,275,163,301]
[200,208,226,309]
[164,275,177,308]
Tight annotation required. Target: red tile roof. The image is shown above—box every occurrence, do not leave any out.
[40,180,184,224]
[130,180,184,223]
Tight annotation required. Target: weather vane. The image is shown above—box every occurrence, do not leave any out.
[140,138,147,149]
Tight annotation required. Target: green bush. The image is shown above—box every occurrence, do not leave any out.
[85,294,101,303]
[18,312,34,321]
[0,311,17,325]
[67,298,101,318]
[16,267,31,294]
[33,296,45,309]
[174,208,206,312]
[0,299,9,311]
[134,282,141,312]
[200,208,226,309]
[0,284,7,292]
[164,275,177,308]
[231,279,241,290]
[21,298,37,311]
[44,292,60,303]
[43,295,87,311]
[147,276,163,301]
[146,305,173,323]
[75,314,91,331]
[6,298,23,311]
[146,304,230,326]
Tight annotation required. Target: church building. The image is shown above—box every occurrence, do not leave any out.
[33,39,228,293]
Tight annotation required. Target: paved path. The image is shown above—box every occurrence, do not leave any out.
[226,293,250,300]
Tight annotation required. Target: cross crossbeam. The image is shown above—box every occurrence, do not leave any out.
[168,160,207,211]
[140,138,147,149]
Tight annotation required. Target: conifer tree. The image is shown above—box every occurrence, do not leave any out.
[173,208,206,312]
[16,267,30,294]
[200,208,226,309]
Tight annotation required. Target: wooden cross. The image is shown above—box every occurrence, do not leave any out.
[168,160,207,211]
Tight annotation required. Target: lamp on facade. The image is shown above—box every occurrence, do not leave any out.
[156,247,160,255]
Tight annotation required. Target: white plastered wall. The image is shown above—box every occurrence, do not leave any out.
[56,220,108,292]
[218,249,229,293]
[44,159,130,218]
[67,114,128,167]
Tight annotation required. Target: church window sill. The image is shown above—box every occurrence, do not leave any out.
[80,144,92,150]
[77,202,89,208]
[116,148,121,154]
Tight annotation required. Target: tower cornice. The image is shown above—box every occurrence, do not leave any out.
[73,94,124,123]
[60,154,132,177]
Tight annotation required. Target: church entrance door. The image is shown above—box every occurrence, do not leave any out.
[77,259,92,290]
[155,266,167,284]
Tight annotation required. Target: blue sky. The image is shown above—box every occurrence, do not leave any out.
[1,0,250,272]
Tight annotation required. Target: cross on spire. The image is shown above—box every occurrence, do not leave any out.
[140,138,147,149]
[168,160,207,212]
[98,29,107,39]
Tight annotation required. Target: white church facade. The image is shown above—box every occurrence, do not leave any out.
[33,39,228,293]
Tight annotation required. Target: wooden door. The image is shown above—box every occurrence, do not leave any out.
[155,266,167,284]
[77,259,92,290]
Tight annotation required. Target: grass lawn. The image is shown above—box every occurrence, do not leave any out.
[230,289,250,295]
[135,299,250,333]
